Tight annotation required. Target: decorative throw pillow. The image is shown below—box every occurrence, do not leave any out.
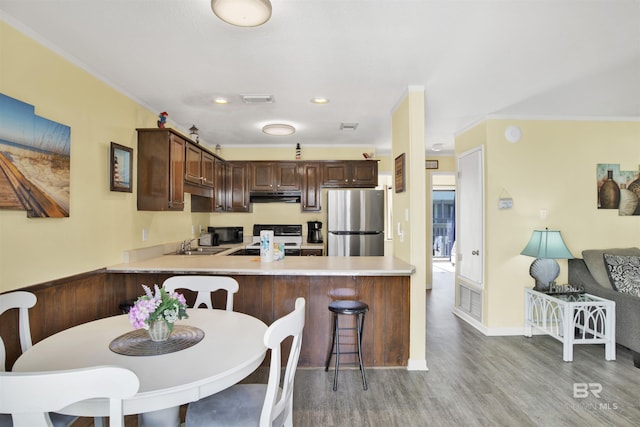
[603,254,640,298]
[583,247,640,289]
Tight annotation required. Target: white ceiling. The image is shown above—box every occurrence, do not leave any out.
[1,0,639,156]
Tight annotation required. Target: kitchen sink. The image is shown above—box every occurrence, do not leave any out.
[171,247,228,256]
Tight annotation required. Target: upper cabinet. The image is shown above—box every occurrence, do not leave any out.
[137,129,185,211]
[300,162,322,211]
[226,162,251,212]
[249,161,300,192]
[321,160,378,188]
[185,142,214,188]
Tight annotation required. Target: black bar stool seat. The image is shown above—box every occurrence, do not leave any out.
[324,300,368,391]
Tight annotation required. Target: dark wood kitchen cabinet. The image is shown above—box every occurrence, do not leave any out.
[225,161,250,212]
[321,160,378,188]
[214,157,226,212]
[300,162,322,211]
[136,128,185,211]
[185,142,215,188]
[249,161,300,192]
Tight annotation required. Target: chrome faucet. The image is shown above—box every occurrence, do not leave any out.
[179,238,198,254]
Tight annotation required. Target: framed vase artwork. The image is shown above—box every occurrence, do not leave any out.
[110,142,133,192]
[596,163,640,216]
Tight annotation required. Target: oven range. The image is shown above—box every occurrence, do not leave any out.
[230,224,303,256]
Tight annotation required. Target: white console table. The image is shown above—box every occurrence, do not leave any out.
[524,288,616,362]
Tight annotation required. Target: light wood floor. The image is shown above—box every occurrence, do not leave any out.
[76,263,640,426]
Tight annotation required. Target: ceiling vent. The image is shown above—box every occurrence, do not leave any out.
[241,94,274,104]
[340,122,359,131]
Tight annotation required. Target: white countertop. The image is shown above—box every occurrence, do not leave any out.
[107,254,415,276]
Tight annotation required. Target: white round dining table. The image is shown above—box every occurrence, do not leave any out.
[13,309,267,427]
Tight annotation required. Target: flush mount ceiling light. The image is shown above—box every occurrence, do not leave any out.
[311,97,329,104]
[262,123,295,136]
[432,143,443,151]
[211,0,272,27]
[213,97,228,104]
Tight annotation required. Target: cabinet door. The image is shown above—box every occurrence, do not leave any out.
[184,143,202,185]
[168,134,185,210]
[301,163,321,211]
[351,161,378,187]
[275,162,300,191]
[226,162,250,212]
[321,162,349,187]
[249,162,275,191]
[201,151,215,188]
[214,158,226,212]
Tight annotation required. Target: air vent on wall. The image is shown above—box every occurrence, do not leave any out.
[241,94,274,104]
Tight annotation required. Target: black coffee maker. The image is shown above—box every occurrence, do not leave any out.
[307,221,323,243]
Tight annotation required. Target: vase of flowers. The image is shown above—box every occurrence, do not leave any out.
[128,284,188,342]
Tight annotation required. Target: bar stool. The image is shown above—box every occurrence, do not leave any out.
[324,300,368,391]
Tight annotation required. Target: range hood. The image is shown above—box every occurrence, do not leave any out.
[249,191,301,204]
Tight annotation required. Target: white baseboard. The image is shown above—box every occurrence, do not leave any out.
[452,308,546,336]
[407,359,429,371]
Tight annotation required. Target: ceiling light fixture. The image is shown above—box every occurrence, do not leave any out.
[432,143,443,151]
[214,97,228,104]
[311,97,329,104]
[211,0,272,27]
[262,123,295,136]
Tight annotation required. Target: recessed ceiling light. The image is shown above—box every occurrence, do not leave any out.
[262,123,295,136]
[340,123,358,131]
[214,97,228,104]
[311,97,329,104]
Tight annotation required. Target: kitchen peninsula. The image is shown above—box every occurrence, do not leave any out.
[107,253,415,368]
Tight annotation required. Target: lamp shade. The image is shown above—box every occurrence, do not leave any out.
[520,229,573,259]
[211,0,272,27]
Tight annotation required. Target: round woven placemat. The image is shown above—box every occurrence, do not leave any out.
[109,325,205,356]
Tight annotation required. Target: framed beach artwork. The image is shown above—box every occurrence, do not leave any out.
[0,93,70,217]
[110,142,133,192]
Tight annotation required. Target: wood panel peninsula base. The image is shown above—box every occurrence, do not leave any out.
[107,256,414,368]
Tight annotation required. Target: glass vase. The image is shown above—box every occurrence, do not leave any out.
[148,319,171,342]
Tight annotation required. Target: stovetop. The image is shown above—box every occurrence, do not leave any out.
[248,224,303,249]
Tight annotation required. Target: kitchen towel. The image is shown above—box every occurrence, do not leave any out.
[260,230,274,262]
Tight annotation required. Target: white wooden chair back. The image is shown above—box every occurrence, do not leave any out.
[261,297,305,427]
[0,366,139,427]
[0,291,36,372]
[163,276,239,311]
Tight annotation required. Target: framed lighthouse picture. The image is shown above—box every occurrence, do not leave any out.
[110,142,133,192]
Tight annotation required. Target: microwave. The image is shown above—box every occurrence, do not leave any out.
[206,226,244,245]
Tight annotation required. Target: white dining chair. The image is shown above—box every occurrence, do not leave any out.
[185,297,306,427]
[0,291,79,427]
[163,276,239,311]
[0,366,139,427]
[0,291,36,371]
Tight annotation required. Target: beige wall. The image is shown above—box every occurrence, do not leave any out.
[456,118,640,331]
[392,87,427,369]
[0,21,382,291]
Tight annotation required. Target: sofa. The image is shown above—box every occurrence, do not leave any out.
[568,247,640,368]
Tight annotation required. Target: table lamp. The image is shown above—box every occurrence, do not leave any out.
[520,228,573,292]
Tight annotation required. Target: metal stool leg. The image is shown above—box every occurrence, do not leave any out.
[333,313,340,391]
[356,312,368,390]
[325,312,337,371]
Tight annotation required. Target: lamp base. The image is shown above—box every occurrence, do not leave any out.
[529,258,560,292]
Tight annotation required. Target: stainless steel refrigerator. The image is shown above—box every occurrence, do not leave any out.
[327,189,385,256]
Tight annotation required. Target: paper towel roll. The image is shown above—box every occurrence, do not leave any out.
[260,230,274,262]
